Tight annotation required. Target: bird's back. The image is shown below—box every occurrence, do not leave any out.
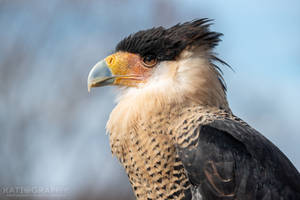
[176,106,300,200]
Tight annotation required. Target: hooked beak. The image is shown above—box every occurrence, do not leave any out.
[87,59,114,92]
[87,52,153,91]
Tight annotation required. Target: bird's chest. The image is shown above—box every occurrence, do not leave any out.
[111,126,191,200]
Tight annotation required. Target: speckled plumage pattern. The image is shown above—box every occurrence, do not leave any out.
[109,104,245,199]
[109,104,300,199]
[110,105,191,199]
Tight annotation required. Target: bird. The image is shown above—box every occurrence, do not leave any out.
[87,19,300,200]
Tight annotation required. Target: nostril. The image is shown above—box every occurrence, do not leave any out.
[107,56,114,65]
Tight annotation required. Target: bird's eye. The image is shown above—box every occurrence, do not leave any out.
[142,55,157,68]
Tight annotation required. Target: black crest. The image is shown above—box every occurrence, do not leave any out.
[116,19,222,61]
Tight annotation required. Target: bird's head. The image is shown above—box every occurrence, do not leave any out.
[88,19,229,110]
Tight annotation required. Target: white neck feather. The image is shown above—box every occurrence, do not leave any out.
[107,50,229,138]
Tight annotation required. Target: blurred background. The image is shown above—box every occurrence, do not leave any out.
[0,0,299,199]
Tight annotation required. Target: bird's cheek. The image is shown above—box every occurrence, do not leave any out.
[109,52,153,87]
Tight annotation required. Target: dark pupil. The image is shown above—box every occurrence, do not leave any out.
[144,55,155,62]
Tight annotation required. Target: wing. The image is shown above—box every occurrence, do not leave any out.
[176,119,300,200]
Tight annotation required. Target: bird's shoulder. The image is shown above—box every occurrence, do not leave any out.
[173,106,300,200]
[174,106,247,149]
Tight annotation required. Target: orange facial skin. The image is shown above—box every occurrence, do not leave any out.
[105,52,154,87]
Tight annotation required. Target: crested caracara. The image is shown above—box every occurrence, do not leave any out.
[87,19,300,200]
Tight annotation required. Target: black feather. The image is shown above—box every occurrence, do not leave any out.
[177,119,300,200]
[116,19,222,61]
